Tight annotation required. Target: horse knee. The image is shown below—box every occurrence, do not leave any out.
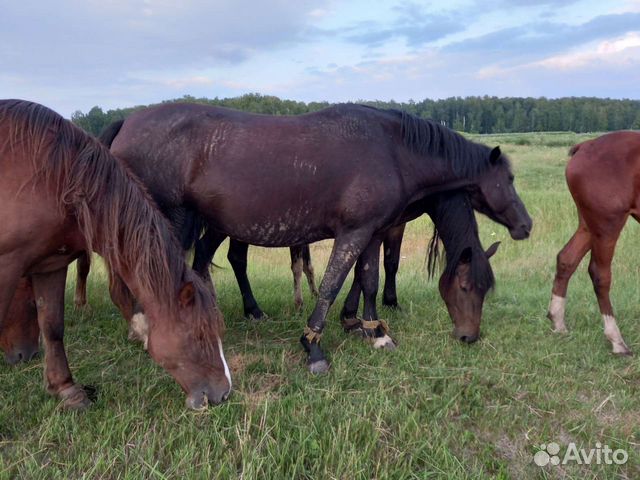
[556,252,577,278]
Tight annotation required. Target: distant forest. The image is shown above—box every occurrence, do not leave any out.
[71,93,640,137]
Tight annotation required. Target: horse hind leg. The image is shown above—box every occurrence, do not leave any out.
[74,252,91,308]
[290,246,304,310]
[301,245,319,297]
[587,229,632,356]
[32,267,91,410]
[547,224,591,332]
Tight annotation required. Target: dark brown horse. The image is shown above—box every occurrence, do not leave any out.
[548,131,640,355]
[341,191,500,344]
[0,99,230,410]
[102,102,531,373]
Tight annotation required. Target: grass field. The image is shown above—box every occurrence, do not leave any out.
[2,131,640,479]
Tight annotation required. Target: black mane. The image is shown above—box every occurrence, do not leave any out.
[386,108,508,178]
[426,191,495,294]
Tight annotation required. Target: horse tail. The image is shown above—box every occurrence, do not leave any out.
[426,227,442,279]
[98,119,125,148]
[180,210,207,251]
[568,143,581,156]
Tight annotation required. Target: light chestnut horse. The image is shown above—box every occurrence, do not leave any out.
[548,131,640,355]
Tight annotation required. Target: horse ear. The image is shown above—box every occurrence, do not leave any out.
[485,241,500,259]
[178,282,196,308]
[490,146,501,164]
[460,247,472,264]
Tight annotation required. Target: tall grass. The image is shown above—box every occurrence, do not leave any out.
[1,133,638,479]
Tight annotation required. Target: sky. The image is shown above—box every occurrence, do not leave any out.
[1,0,639,117]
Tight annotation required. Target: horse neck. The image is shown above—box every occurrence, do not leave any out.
[429,194,478,253]
[398,149,474,203]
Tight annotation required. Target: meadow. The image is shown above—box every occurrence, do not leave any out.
[1,131,639,479]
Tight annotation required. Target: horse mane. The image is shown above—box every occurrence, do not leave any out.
[425,191,495,294]
[381,108,509,178]
[0,100,222,345]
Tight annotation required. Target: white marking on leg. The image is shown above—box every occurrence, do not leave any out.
[548,294,568,332]
[129,313,149,350]
[217,337,232,393]
[373,334,395,349]
[603,315,631,355]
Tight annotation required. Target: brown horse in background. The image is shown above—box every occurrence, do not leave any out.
[548,131,640,355]
[0,100,230,410]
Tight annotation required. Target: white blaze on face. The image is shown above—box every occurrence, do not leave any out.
[130,313,149,350]
[602,314,631,354]
[548,294,567,332]
[217,337,232,393]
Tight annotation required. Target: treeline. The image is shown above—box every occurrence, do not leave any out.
[72,93,640,137]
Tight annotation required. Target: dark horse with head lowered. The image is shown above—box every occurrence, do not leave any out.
[102,103,532,373]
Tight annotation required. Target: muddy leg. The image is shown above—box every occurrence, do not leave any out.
[358,237,396,349]
[32,267,90,410]
[290,246,304,310]
[587,224,631,355]
[74,252,91,308]
[340,279,362,331]
[382,223,405,309]
[547,223,591,332]
[301,232,372,373]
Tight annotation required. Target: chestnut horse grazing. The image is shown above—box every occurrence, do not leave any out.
[0,100,230,409]
[102,103,532,373]
[548,131,640,355]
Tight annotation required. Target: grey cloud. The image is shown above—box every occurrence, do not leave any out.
[444,12,640,60]
[0,0,325,81]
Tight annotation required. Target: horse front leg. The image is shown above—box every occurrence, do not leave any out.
[301,231,372,373]
[32,267,91,410]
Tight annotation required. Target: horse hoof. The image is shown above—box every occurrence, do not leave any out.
[308,359,330,374]
[383,301,401,310]
[372,334,396,350]
[552,326,568,334]
[59,385,92,411]
[613,346,633,356]
[247,310,266,322]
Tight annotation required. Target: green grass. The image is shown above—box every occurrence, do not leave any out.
[2,132,639,479]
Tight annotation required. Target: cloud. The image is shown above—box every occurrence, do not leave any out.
[0,1,326,79]
[444,12,640,60]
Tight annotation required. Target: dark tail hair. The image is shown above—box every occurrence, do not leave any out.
[98,119,125,147]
